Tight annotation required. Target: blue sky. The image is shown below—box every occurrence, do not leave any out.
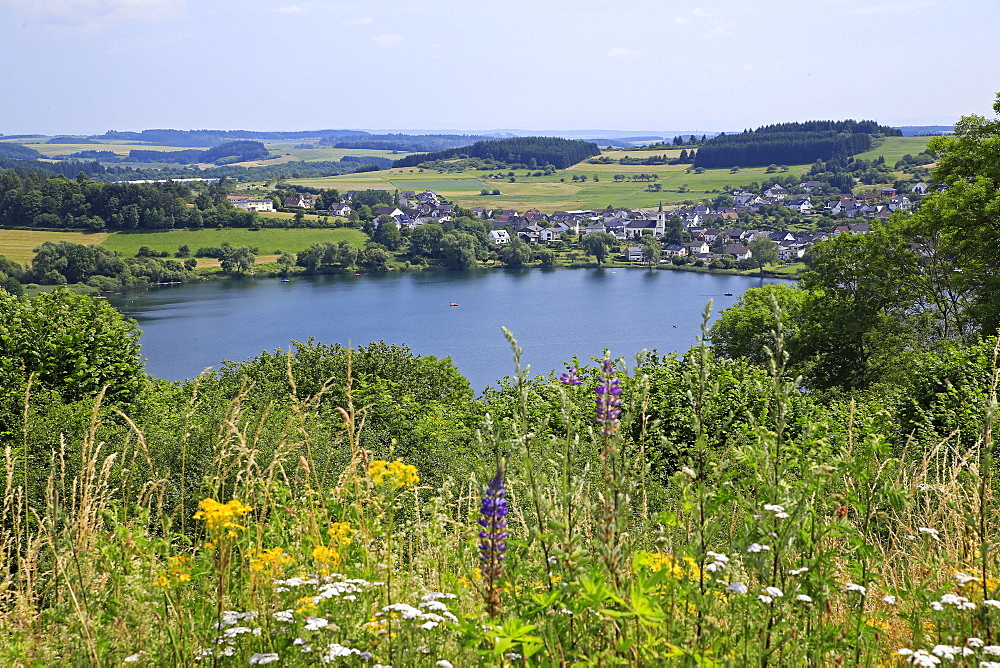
[1,0,997,135]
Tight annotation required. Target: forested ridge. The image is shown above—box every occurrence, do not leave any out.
[694,120,902,168]
[391,136,602,169]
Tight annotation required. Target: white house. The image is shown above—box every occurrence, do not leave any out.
[489,229,511,245]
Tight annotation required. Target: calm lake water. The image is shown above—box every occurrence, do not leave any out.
[107,268,785,392]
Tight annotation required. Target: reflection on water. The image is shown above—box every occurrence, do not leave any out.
[108,268,785,392]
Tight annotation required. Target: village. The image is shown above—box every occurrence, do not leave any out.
[227,178,923,267]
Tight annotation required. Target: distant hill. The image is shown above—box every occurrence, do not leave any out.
[392,136,601,170]
[693,120,902,169]
[0,143,42,160]
[127,141,270,165]
[101,128,370,147]
[321,133,500,152]
[894,125,954,136]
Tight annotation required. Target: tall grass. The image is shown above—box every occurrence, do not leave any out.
[1,327,999,666]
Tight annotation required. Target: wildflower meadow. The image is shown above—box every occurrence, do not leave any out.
[3,295,1000,666]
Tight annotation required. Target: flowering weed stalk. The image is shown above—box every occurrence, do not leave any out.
[478,467,509,618]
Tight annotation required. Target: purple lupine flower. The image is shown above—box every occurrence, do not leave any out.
[478,467,508,617]
[594,359,622,435]
[559,367,583,385]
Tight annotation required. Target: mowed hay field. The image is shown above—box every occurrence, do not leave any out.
[853,136,933,164]
[101,228,367,257]
[290,150,815,212]
[0,229,108,265]
[0,228,367,269]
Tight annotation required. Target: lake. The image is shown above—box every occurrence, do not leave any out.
[107,268,785,391]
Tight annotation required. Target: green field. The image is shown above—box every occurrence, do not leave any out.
[101,228,367,257]
[0,228,368,269]
[2,141,205,158]
[0,229,108,264]
[262,145,417,163]
[853,136,933,164]
[290,155,814,213]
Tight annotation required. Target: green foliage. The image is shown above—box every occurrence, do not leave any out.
[710,284,808,366]
[500,237,533,267]
[392,137,601,170]
[0,289,146,408]
[695,120,900,169]
[581,231,617,264]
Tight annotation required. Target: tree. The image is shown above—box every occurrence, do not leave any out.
[639,235,661,267]
[373,216,403,250]
[748,238,779,275]
[359,244,391,270]
[710,284,809,367]
[410,223,445,259]
[440,231,479,270]
[0,289,146,404]
[500,237,533,267]
[914,92,1000,334]
[797,227,922,390]
[220,245,256,273]
[276,251,295,276]
[581,231,618,265]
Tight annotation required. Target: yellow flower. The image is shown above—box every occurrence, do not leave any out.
[296,595,318,614]
[367,460,419,488]
[328,522,355,546]
[635,552,701,580]
[193,498,253,534]
[154,554,193,587]
[312,544,340,564]
[249,547,293,576]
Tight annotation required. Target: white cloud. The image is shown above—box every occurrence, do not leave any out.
[342,16,373,26]
[1,0,184,29]
[275,6,305,14]
[607,47,638,58]
[373,33,403,48]
[692,7,717,17]
[673,16,690,23]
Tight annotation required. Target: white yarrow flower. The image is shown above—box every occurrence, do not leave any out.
[764,586,783,598]
[304,617,329,631]
[796,594,813,603]
[953,571,979,585]
[681,466,696,478]
[844,582,867,595]
[747,543,771,553]
[726,582,748,594]
[249,653,280,665]
[985,600,1000,609]
[757,594,773,604]
[882,595,897,605]
[917,527,940,540]
[789,567,809,576]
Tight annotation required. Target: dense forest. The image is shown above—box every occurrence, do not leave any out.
[126,140,270,165]
[391,136,602,169]
[693,120,902,168]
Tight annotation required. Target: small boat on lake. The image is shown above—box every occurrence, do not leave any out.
[449,302,459,307]
[724,292,733,296]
